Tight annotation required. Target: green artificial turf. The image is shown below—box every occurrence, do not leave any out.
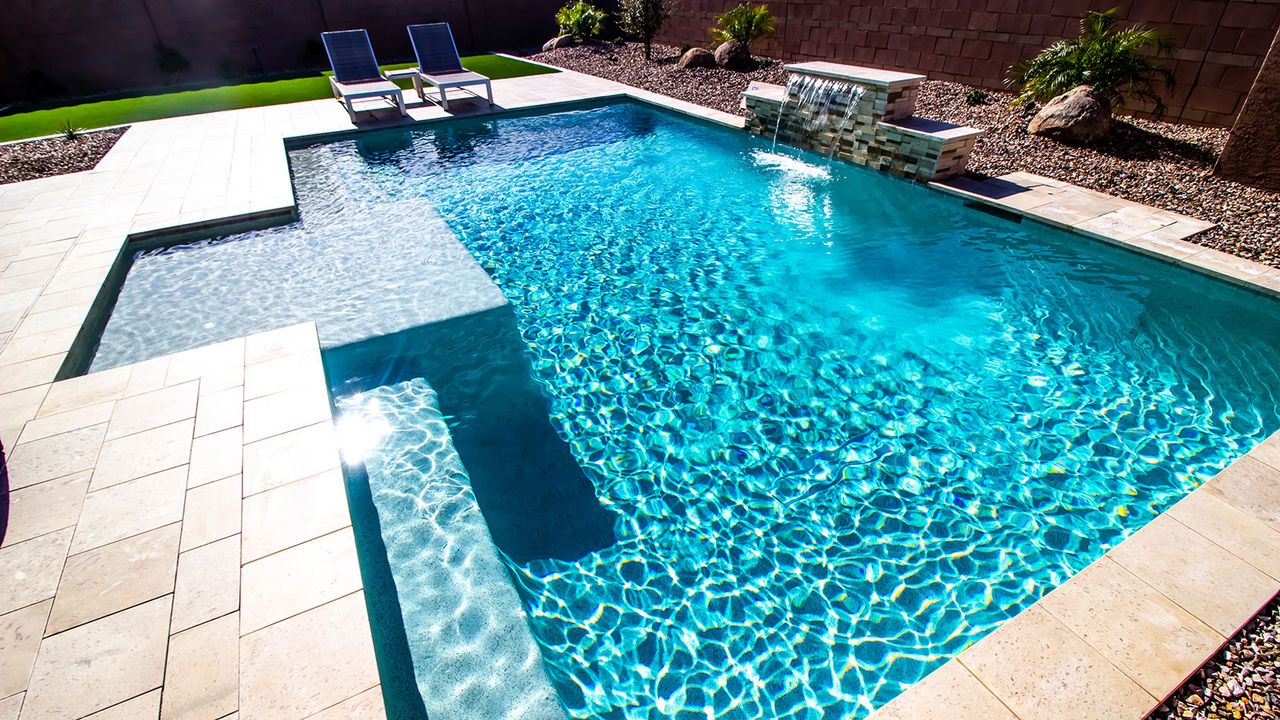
[0,54,557,142]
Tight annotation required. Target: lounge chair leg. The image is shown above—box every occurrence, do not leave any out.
[485,81,493,108]
[395,92,407,117]
[344,98,357,123]
[439,86,449,110]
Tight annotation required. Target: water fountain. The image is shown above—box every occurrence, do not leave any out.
[745,62,984,181]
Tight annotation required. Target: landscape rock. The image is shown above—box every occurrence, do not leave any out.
[542,34,576,52]
[713,40,751,70]
[677,47,716,69]
[1027,85,1112,144]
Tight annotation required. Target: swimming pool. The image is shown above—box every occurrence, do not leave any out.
[89,100,1280,717]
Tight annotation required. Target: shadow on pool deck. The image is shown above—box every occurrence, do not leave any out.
[325,304,618,564]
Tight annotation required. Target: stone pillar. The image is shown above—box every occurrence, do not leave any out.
[1214,27,1280,192]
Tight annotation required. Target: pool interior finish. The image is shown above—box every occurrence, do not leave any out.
[88,100,1280,718]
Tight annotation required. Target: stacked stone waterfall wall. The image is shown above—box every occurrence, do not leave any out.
[743,63,983,182]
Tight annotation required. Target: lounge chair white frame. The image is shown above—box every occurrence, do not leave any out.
[322,29,408,122]
[406,23,494,110]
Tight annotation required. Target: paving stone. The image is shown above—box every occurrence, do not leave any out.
[305,686,385,719]
[4,423,103,491]
[242,385,331,444]
[106,381,198,440]
[242,422,340,497]
[1255,433,1280,470]
[187,426,242,489]
[0,693,21,720]
[37,367,129,417]
[239,592,378,720]
[0,528,72,615]
[21,595,170,720]
[244,323,319,366]
[172,535,240,633]
[1039,556,1223,697]
[0,471,89,548]
[0,599,52,698]
[165,337,245,388]
[18,400,114,444]
[1203,455,1280,530]
[91,419,194,491]
[960,604,1155,720]
[181,475,242,552]
[82,689,161,719]
[243,352,326,401]
[48,524,180,635]
[1109,513,1278,637]
[72,466,187,554]
[0,355,60,395]
[240,528,362,634]
[195,385,243,437]
[124,357,171,398]
[161,613,238,720]
[869,658,1015,720]
[241,469,349,562]
[1167,490,1280,580]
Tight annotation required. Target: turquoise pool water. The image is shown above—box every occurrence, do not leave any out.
[91,101,1280,717]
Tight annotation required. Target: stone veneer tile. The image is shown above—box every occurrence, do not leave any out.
[82,689,162,719]
[1039,556,1223,697]
[17,400,114,444]
[195,385,243,437]
[21,596,171,720]
[1167,490,1280,580]
[960,604,1154,720]
[181,475,242,552]
[1,471,90,548]
[242,385,332,444]
[240,528,362,634]
[72,466,187,554]
[105,380,199,440]
[91,419,194,490]
[0,528,73,615]
[868,659,1014,720]
[5,424,105,490]
[304,686,385,720]
[242,422,341,497]
[1200,456,1280,531]
[36,366,130,417]
[239,592,378,720]
[1108,513,1277,637]
[47,524,180,635]
[161,613,239,720]
[187,426,243,489]
[241,470,350,562]
[0,599,52,698]
[172,535,240,633]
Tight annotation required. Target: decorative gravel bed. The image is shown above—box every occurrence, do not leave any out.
[0,127,127,185]
[1152,596,1280,720]
[531,42,1280,269]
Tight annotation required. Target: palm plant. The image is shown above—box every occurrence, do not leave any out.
[556,1,608,42]
[1008,8,1176,117]
[710,3,775,49]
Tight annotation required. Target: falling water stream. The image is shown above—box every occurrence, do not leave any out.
[771,74,867,157]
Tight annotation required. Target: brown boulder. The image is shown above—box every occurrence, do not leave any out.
[714,40,751,70]
[1028,85,1112,144]
[677,47,716,69]
[542,34,576,52]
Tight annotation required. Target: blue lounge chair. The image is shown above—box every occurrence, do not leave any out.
[321,29,407,122]
[406,23,493,110]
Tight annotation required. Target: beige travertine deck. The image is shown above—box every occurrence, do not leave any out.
[1,60,1278,720]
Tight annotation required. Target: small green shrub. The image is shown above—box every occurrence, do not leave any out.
[60,119,83,141]
[619,0,671,60]
[964,89,991,106]
[1008,8,1176,117]
[556,1,608,42]
[710,3,775,48]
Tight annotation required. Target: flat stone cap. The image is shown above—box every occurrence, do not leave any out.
[785,61,925,88]
[881,116,985,141]
[742,81,786,102]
